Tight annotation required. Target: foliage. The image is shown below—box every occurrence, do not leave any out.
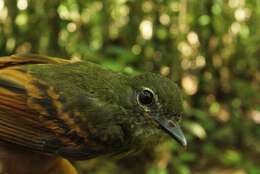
[0,0,259,173]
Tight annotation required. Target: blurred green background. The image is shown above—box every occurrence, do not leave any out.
[0,0,259,173]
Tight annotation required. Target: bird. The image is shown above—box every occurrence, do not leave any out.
[0,54,186,174]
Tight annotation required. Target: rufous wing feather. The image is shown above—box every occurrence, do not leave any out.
[0,54,82,155]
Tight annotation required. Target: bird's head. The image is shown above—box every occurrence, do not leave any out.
[122,73,186,148]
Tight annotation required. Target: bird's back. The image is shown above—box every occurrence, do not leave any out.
[0,54,87,174]
[0,54,127,159]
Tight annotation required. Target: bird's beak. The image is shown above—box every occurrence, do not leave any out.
[153,116,187,147]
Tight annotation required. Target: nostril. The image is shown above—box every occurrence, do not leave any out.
[167,120,177,128]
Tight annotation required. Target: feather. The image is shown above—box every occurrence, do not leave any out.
[0,54,85,155]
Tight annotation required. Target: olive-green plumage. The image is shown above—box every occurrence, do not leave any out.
[0,54,186,161]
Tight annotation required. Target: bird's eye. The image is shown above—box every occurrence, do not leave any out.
[137,88,154,106]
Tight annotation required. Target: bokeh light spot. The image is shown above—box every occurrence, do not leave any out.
[17,0,28,10]
[187,31,199,45]
[67,22,77,32]
[178,42,192,57]
[15,13,28,26]
[139,20,153,40]
[0,0,4,11]
[160,66,170,76]
[195,55,206,68]
[132,45,141,55]
[249,110,260,124]
[182,75,198,95]
[159,14,170,26]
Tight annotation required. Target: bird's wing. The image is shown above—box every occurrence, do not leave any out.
[0,53,74,68]
[0,54,86,155]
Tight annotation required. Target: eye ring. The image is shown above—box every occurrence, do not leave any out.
[137,88,155,106]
